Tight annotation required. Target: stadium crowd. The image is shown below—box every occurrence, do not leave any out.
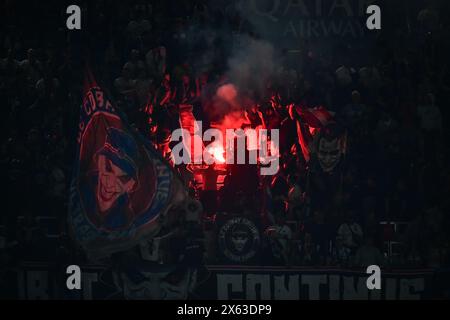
[1,0,450,273]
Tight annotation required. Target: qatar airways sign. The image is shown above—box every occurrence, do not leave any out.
[237,0,379,40]
[171,122,280,175]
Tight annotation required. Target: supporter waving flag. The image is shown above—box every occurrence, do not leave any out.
[68,68,186,260]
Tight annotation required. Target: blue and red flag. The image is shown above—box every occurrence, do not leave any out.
[68,69,186,259]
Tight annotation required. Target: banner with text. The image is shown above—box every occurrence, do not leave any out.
[13,263,449,300]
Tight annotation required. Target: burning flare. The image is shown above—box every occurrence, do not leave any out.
[207,144,226,164]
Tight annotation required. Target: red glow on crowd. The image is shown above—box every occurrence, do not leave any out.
[207,144,226,164]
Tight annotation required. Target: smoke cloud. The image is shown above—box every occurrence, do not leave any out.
[206,36,281,124]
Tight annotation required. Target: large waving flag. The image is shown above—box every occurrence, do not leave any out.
[68,69,186,260]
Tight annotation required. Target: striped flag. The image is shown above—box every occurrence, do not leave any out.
[178,104,205,165]
[294,105,335,128]
[293,105,336,162]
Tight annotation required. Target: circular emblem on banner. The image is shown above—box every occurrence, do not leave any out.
[218,217,260,263]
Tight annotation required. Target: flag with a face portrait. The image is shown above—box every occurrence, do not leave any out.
[69,69,186,260]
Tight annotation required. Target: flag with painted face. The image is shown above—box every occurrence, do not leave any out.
[69,69,186,260]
